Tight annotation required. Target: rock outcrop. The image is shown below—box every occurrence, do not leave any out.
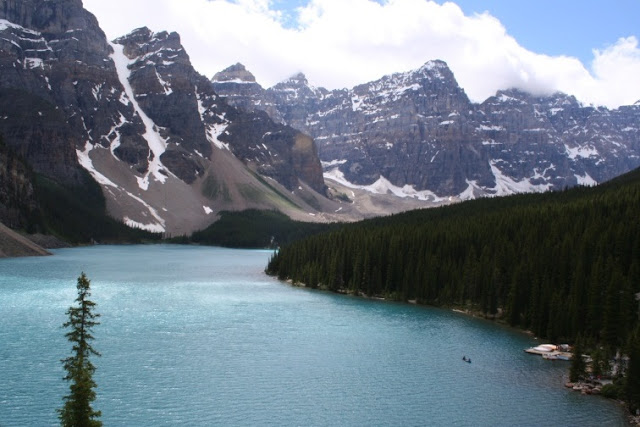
[0,135,37,229]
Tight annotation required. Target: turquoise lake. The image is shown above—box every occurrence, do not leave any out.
[0,245,627,426]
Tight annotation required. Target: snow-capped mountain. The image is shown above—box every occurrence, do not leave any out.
[213,62,640,201]
[1,0,638,240]
[0,0,328,235]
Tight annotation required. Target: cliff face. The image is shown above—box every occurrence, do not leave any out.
[0,0,112,186]
[112,27,213,183]
[218,109,325,193]
[213,61,640,199]
[0,2,328,235]
[0,136,37,229]
[212,63,268,116]
[111,29,326,193]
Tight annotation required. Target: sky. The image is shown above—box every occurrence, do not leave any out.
[82,0,640,108]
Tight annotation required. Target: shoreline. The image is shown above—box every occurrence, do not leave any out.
[279,276,637,425]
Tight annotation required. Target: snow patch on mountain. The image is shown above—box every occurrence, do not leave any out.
[155,69,173,95]
[0,18,39,35]
[321,159,348,168]
[477,125,505,131]
[324,167,448,202]
[205,123,229,150]
[76,142,118,188]
[105,113,128,156]
[77,143,167,232]
[23,58,44,69]
[458,180,483,200]
[490,161,553,196]
[120,191,166,233]
[575,173,597,186]
[564,144,599,160]
[124,216,165,233]
[110,42,170,190]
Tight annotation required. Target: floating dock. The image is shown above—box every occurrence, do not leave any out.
[524,344,572,361]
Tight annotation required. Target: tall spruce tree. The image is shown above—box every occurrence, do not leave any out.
[58,273,102,427]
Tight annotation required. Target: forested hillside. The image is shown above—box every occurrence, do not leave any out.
[187,209,337,248]
[267,168,640,345]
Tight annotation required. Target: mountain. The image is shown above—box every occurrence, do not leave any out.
[2,0,639,245]
[0,0,330,238]
[213,62,640,200]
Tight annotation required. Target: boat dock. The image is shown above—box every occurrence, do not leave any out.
[524,344,573,361]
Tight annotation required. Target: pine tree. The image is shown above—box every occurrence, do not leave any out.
[58,273,102,427]
[569,335,587,383]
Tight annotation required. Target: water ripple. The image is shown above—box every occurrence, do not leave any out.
[0,245,627,426]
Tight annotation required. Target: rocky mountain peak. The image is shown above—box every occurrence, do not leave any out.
[114,27,185,60]
[484,88,532,106]
[1,0,86,33]
[0,0,111,61]
[0,0,118,186]
[113,26,152,44]
[269,72,318,99]
[270,71,328,101]
[545,92,581,107]
[211,63,266,115]
[212,63,257,83]
[416,59,453,79]
[280,72,308,86]
[213,59,640,199]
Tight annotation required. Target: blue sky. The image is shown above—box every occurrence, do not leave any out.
[452,0,640,66]
[262,0,640,67]
[84,0,640,108]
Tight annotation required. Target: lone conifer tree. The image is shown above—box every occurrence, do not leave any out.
[58,272,102,426]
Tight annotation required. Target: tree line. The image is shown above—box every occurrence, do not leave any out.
[268,171,638,356]
[268,168,640,409]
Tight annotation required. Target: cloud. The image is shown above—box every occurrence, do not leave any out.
[587,37,640,107]
[83,0,640,108]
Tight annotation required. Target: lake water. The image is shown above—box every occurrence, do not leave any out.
[0,245,627,426]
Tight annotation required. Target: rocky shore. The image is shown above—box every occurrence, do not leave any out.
[564,380,603,395]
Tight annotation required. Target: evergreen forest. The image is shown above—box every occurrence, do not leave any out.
[267,168,640,348]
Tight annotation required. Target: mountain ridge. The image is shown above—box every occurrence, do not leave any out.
[1,0,639,244]
[0,1,334,237]
[213,60,640,199]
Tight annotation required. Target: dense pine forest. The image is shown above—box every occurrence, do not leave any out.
[267,168,640,347]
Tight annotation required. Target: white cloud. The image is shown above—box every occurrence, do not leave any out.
[587,37,640,107]
[83,0,640,108]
